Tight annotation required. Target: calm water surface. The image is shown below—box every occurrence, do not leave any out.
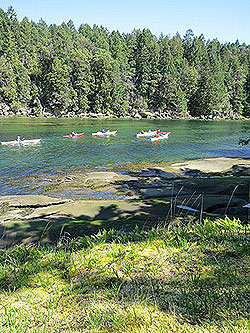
[0,118,249,195]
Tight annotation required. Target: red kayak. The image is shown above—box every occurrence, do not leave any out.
[63,133,84,139]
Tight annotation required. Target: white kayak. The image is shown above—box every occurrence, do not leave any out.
[136,130,157,138]
[92,130,117,136]
[1,139,41,146]
[150,132,171,142]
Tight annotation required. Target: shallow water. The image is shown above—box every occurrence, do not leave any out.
[0,118,249,195]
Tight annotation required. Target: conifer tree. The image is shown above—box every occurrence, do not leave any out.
[0,7,249,118]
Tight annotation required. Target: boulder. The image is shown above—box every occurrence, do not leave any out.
[134,112,142,119]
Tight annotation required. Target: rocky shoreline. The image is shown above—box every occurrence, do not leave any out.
[0,102,248,120]
[0,157,250,246]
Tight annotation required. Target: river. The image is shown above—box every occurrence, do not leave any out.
[0,118,249,195]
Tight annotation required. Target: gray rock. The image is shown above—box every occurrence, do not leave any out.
[0,195,71,208]
[134,112,142,119]
[139,188,173,198]
[158,171,178,179]
[118,184,130,190]
[134,171,159,177]
[129,179,170,189]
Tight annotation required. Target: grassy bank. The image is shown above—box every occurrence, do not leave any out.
[0,217,249,332]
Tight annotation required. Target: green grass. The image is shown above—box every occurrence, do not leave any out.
[0,217,249,332]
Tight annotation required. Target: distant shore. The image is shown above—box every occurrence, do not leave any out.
[0,103,248,121]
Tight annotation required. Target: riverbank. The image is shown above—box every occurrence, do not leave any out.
[1,157,249,247]
[0,103,248,120]
[1,157,250,331]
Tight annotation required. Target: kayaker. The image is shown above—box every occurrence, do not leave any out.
[102,129,106,133]
[17,136,25,143]
[71,131,76,136]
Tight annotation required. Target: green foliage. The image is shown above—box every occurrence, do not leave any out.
[0,7,249,118]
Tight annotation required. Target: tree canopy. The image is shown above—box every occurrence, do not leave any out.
[0,7,249,118]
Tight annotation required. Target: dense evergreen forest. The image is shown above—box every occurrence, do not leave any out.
[0,7,249,119]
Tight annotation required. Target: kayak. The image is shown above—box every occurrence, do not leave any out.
[63,133,84,138]
[136,130,157,138]
[92,130,117,136]
[150,132,171,142]
[1,139,41,146]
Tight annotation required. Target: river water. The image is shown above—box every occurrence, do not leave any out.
[0,118,249,195]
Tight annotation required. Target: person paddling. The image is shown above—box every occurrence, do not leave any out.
[17,135,25,142]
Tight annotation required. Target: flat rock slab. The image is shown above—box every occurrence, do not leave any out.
[22,199,151,220]
[139,187,178,198]
[171,157,250,173]
[83,172,119,180]
[82,172,120,188]
[0,195,71,207]
[29,171,135,194]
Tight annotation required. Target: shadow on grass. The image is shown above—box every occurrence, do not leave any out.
[66,230,250,328]
[73,274,250,327]
[0,208,249,329]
